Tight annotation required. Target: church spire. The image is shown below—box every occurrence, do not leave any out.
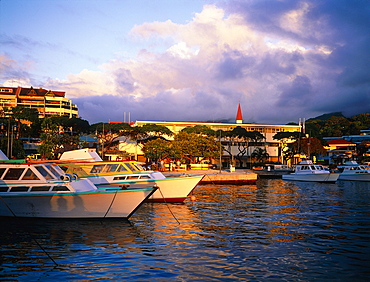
[236,102,243,124]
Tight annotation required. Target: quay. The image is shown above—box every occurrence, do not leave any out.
[163,169,258,184]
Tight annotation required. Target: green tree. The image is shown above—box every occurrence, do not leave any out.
[293,137,326,158]
[181,125,215,136]
[11,106,41,138]
[140,124,173,137]
[92,122,133,156]
[251,147,269,163]
[172,132,220,164]
[38,118,80,159]
[142,139,172,161]
[273,131,301,164]
[224,126,265,167]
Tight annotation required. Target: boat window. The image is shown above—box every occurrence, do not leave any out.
[0,187,8,192]
[139,175,150,179]
[90,165,104,173]
[45,165,62,178]
[9,186,29,192]
[0,168,6,178]
[113,176,127,180]
[104,164,120,172]
[30,186,51,192]
[132,163,145,171]
[52,186,70,191]
[116,165,129,172]
[35,166,54,180]
[310,166,316,170]
[4,168,25,180]
[127,176,139,180]
[22,169,40,180]
[125,163,139,171]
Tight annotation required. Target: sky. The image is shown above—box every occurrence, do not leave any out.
[1,0,369,125]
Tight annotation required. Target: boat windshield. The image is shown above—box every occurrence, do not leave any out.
[22,168,40,180]
[116,164,129,172]
[90,165,105,173]
[124,162,139,172]
[132,163,145,171]
[35,166,54,180]
[45,165,63,178]
[104,164,120,173]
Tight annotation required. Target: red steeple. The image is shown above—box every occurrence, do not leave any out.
[236,103,243,123]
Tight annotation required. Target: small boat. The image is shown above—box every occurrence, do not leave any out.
[337,161,370,181]
[282,160,339,183]
[252,164,294,178]
[0,162,157,219]
[56,149,204,203]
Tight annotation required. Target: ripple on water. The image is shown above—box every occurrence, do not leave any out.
[0,179,370,281]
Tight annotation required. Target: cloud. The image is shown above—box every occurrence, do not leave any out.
[2,1,369,125]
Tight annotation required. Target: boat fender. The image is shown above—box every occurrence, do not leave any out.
[62,173,72,182]
[63,175,71,181]
[71,173,79,181]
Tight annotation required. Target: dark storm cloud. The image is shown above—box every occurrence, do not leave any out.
[215,50,255,80]
[222,0,370,118]
[255,51,302,77]
[276,75,313,107]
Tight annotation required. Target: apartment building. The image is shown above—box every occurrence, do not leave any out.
[0,86,78,118]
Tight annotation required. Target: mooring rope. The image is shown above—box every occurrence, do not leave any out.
[104,189,118,218]
[0,196,58,266]
[158,187,180,225]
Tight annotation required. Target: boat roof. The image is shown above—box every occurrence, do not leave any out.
[298,160,314,165]
[60,149,102,162]
[342,161,359,166]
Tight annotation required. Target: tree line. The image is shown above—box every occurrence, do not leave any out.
[1,106,369,164]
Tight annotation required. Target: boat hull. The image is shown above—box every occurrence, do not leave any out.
[148,175,204,202]
[0,188,155,219]
[338,174,370,181]
[282,173,339,183]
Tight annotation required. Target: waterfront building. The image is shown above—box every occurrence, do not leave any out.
[0,86,78,118]
[132,119,301,166]
[324,138,357,164]
[110,104,301,166]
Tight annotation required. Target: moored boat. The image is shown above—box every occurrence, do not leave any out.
[253,164,294,178]
[337,161,370,182]
[57,149,204,203]
[0,161,157,219]
[282,160,339,183]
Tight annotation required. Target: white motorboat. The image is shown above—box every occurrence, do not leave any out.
[338,161,370,181]
[57,149,204,203]
[282,160,339,182]
[0,162,157,219]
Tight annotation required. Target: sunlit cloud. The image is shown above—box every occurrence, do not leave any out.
[1,1,369,124]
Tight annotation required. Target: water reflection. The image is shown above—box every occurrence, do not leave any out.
[0,179,369,281]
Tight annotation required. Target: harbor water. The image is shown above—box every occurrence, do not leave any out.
[1,179,370,281]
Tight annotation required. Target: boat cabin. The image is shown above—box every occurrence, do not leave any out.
[61,161,146,176]
[0,163,77,193]
[295,160,329,173]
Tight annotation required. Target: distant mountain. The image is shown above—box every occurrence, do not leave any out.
[204,118,235,123]
[307,112,345,122]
